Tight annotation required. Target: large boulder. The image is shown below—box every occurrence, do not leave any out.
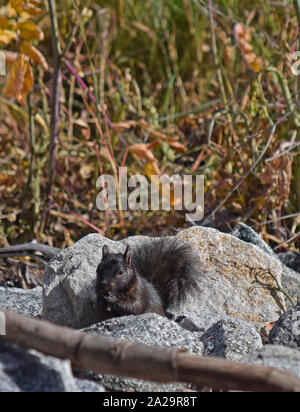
[0,286,42,318]
[177,227,285,326]
[0,341,77,392]
[81,313,204,392]
[43,227,285,329]
[231,222,300,308]
[0,340,105,392]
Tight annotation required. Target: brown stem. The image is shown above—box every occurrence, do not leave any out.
[47,0,62,205]
[1,309,300,392]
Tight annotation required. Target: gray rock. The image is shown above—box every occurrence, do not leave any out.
[82,313,203,392]
[278,252,300,273]
[200,318,263,361]
[74,377,105,392]
[177,227,285,327]
[232,222,300,309]
[241,345,300,378]
[43,227,285,329]
[0,341,78,392]
[268,302,300,349]
[176,311,262,361]
[0,286,42,318]
[281,267,300,309]
[43,234,119,328]
[231,222,275,257]
[175,311,229,334]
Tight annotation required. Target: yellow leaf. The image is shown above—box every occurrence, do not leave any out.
[18,20,43,41]
[3,54,34,105]
[29,0,42,6]
[35,113,49,135]
[20,60,34,104]
[23,3,43,16]
[143,163,157,178]
[0,17,11,30]
[20,41,48,70]
[9,0,24,15]
[3,54,26,100]
[0,29,16,45]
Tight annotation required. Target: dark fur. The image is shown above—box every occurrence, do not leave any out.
[96,237,199,320]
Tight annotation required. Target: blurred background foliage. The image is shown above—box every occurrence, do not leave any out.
[0,0,299,253]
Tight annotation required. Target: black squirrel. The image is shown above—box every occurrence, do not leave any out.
[95,237,199,320]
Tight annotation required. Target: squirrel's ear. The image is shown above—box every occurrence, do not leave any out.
[102,245,109,259]
[124,245,132,267]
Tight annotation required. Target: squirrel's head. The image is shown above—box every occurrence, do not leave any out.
[96,245,135,294]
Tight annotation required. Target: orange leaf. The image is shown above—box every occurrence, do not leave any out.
[168,141,187,153]
[18,20,43,41]
[20,41,48,70]
[265,322,276,332]
[3,54,26,100]
[20,60,34,104]
[129,143,156,162]
[3,54,34,105]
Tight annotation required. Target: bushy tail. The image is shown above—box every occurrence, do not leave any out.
[131,237,199,309]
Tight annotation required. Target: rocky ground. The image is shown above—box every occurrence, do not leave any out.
[0,223,299,392]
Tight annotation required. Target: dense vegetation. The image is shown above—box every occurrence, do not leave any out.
[0,0,299,254]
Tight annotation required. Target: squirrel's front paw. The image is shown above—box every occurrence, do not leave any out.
[104,292,118,311]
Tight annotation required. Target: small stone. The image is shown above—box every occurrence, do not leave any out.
[278,252,300,273]
[200,318,263,361]
[231,222,275,257]
[175,310,262,361]
[281,267,300,309]
[268,302,300,349]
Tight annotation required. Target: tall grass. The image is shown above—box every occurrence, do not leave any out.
[0,0,299,250]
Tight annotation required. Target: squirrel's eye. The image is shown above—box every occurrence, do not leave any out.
[119,269,124,276]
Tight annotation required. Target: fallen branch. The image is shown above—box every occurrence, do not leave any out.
[1,309,300,392]
[0,243,60,263]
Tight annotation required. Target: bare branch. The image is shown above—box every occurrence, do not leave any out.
[1,309,300,392]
